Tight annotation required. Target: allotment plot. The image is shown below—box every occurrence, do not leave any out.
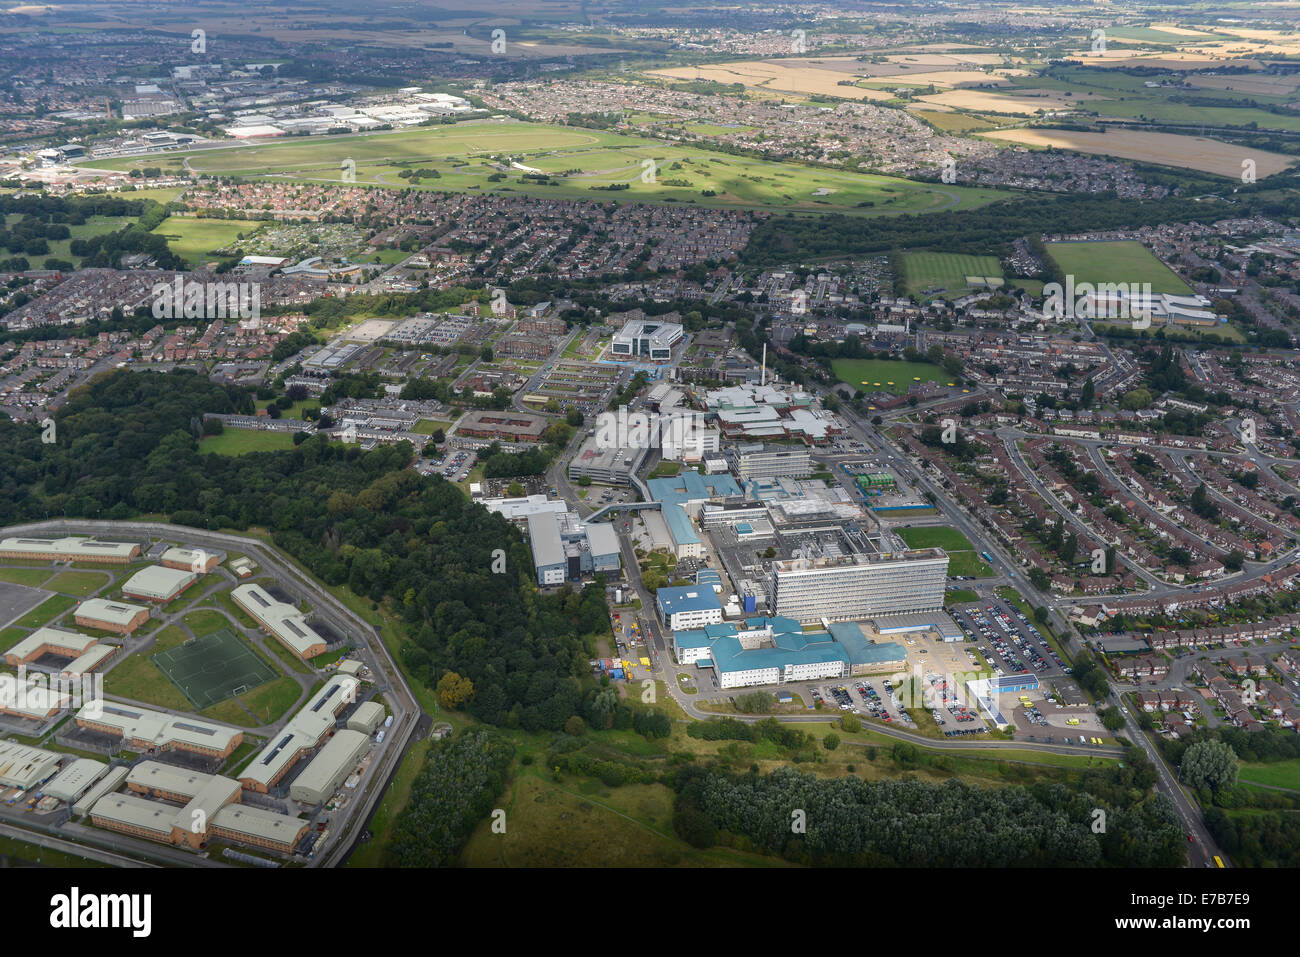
[152,628,277,709]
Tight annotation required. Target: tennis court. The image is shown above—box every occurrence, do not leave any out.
[152,628,277,709]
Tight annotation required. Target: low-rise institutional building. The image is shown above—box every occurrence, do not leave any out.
[232,583,328,659]
[76,700,243,759]
[239,675,359,792]
[0,536,140,564]
[121,565,198,603]
[289,728,370,806]
[74,597,150,634]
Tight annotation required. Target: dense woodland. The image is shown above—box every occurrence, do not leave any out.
[740,193,1261,266]
[0,369,607,732]
[388,730,515,867]
[671,757,1186,867]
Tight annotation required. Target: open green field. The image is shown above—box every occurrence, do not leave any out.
[896,526,994,578]
[900,251,1004,298]
[105,624,193,710]
[5,213,134,268]
[1239,758,1300,792]
[894,526,975,552]
[202,676,303,727]
[1093,319,1245,342]
[1046,241,1193,295]
[85,120,1010,217]
[831,358,952,394]
[945,588,980,606]
[411,418,454,436]
[12,594,75,630]
[460,765,794,867]
[150,216,264,265]
[1009,67,1300,132]
[346,737,441,868]
[200,429,298,456]
[45,570,109,595]
[0,567,52,587]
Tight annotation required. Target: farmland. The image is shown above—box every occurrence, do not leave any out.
[980,127,1294,179]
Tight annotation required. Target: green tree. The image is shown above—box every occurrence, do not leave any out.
[1180,740,1239,793]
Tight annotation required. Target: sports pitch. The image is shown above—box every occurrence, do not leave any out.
[900,251,1004,298]
[152,628,277,709]
[1045,240,1193,295]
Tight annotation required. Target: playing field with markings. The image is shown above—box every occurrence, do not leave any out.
[152,628,277,709]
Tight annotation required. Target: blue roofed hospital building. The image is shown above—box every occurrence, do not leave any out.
[657,585,725,632]
[672,616,906,690]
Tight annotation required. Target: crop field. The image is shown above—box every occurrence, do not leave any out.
[831,358,952,394]
[85,120,1008,217]
[900,251,1003,297]
[150,216,264,265]
[652,60,895,101]
[981,126,1293,179]
[1045,241,1194,295]
[918,87,1108,114]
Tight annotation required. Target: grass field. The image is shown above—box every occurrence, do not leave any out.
[0,568,52,587]
[1239,758,1300,792]
[150,216,264,266]
[900,251,1004,298]
[460,766,793,867]
[411,418,454,436]
[945,588,980,606]
[201,676,303,727]
[105,624,193,710]
[896,526,993,578]
[830,358,952,394]
[345,738,432,868]
[153,628,278,709]
[1045,240,1193,295]
[84,119,1009,217]
[45,570,109,596]
[12,594,75,630]
[200,430,298,456]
